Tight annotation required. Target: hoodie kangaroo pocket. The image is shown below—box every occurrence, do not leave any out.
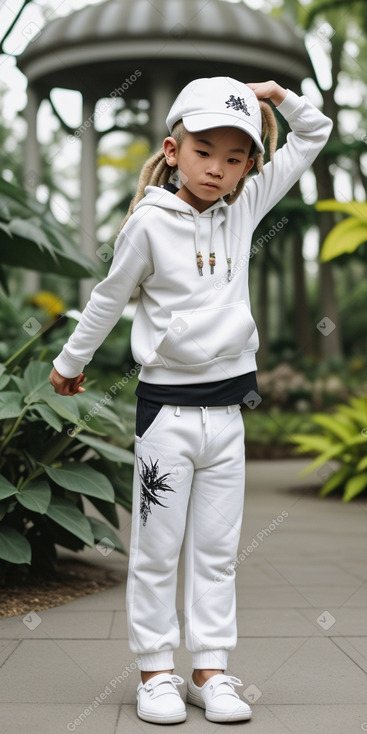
[156,301,257,368]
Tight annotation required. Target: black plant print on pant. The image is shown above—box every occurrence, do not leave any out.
[138,456,175,526]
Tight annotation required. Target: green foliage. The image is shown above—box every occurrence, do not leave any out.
[290,395,367,501]
[0,177,102,291]
[316,200,367,262]
[244,409,314,447]
[0,341,134,583]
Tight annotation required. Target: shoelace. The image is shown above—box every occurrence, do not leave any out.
[208,675,243,698]
[143,675,184,699]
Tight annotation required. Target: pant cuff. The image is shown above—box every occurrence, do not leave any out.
[192,649,228,670]
[137,651,175,671]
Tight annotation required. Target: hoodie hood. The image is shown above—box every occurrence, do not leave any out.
[134,185,232,279]
[134,184,228,216]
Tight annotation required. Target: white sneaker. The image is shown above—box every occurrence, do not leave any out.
[137,673,187,724]
[187,673,252,722]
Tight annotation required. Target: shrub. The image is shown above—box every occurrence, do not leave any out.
[290,395,367,501]
[0,345,134,584]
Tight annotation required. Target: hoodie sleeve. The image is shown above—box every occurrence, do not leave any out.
[243,90,333,230]
[53,220,153,378]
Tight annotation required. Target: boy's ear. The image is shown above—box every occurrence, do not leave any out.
[242,157,255,177]
[163,137,179,167]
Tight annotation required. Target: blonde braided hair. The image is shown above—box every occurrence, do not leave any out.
[119,100,278,230]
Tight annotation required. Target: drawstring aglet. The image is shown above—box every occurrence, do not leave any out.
[197,251,204,276]
[227,257,232,282]
[209,251,216,274]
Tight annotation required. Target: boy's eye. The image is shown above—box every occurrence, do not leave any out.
[228,158,240,164]
[196,150,209,157]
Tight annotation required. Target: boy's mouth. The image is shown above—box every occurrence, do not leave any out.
[202,182,219,189]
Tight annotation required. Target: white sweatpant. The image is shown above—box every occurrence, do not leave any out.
[126,403,245,672]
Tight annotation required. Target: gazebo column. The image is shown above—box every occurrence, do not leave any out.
[80,97,98,308]
[149,73,176,151]
[23,84,41,294]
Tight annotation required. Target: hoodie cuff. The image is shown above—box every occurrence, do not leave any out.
[53,352,85,379]
[275,89,304,118]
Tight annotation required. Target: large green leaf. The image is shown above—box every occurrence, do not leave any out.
[0,391,24,419]
[9,217,56,259]
[0,178,101,279]
[32,403,63,432]
[23,361,52,401]
[0,526,31,564]
[16,481,51,514]
[290,434,334,453]
[316,199,367,218]
[40,391,81,423]
[87,495,120,528]
[319,466,352,497]
[0,475,18,500]
[0,373,11,390]
[46,496,94,546]
[357,455,367,472]
[337,404,367,428]
[41,461,115,502]
[0,500,9,522]
[320,217,367,262]
[343,473,367,502]
[87,516,126,554]
[75,391,126,435]
[298,443,345,477]
[76,434,134,464]
[345,434,367,447]
[312,413,356,441]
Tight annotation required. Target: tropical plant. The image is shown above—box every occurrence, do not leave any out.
[0,177,101,294]
[244,409,315,447]
[0,330,134,584]
[290,394,367,501]
[316,200,367,261]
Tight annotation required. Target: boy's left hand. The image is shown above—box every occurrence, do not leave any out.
[246,81,287,107]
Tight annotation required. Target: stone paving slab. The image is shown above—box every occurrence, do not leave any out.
[0,458,366,734]
[333,637,367,674]
[49,583,126,612]
[236,584,313,608]
[291,584,366,607]
[0,609,114,640]
[299,606,367,636]
[0,639,20,666]
[0,639,139,704]
[230,637,367,705]
[0,703,120,734]
[266,705,367,734]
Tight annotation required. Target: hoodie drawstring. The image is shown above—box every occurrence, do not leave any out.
[193,209,231,281]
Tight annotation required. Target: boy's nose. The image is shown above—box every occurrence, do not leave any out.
[207,164,223,178]
[206,164,223,178]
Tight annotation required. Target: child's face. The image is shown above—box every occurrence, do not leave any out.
[163,126,255,212]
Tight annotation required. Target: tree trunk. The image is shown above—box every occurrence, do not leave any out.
[257,247,269,369]
[291,230,316,356]
[312,44,344,359]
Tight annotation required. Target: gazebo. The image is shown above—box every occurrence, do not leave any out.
[17,0,314,304]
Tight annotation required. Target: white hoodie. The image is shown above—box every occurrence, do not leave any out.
[53,90,332,385]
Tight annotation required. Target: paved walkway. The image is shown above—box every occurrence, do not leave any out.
[1,458,367,734]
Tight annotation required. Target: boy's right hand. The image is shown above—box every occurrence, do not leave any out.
[49,367,85,396]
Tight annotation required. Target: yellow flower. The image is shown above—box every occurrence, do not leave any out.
[28,291,66,318]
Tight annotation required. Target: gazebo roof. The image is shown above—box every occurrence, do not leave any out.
[17,0,313,98]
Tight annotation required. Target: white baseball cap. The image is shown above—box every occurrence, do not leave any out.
[165,76,264,154]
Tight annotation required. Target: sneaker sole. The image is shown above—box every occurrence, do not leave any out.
[187,690,252,722]
[137,706,187,724]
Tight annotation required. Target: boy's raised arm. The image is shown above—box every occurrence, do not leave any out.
[243,79,333,229]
